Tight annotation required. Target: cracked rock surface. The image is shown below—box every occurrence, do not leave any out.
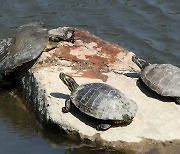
[21,27,180,153]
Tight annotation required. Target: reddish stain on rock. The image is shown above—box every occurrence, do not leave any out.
[55,42,79,62]
[77,70,108,82]
[54,28,131,81]
[74,28,128,62]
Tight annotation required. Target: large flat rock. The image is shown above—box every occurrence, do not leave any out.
[21,27,180,153]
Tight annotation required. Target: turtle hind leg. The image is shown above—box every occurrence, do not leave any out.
[176,97,180,105]
[62,99,71,113]
[96,124,111,131]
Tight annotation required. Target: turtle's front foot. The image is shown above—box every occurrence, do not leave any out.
[137,77,142,84]
[62,99,71,113]
[96,124,111,131]
[62,107,69,113]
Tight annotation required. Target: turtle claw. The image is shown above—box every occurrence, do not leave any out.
[96,124,111,131]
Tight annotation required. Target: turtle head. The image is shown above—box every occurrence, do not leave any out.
[59,72,79,92]
[132,55,150,70]
[43,27,75,52]
[43,36,61,52]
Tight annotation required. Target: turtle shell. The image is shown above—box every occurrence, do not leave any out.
[141,64,180,97]
[70,83,138,121]
[0,22,48,74]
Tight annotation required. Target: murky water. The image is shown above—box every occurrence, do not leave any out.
[0,0,179,153]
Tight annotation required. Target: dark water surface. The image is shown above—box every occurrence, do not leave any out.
[0,0,179,153]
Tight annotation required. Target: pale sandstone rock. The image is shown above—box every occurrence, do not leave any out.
[21,27,180,152]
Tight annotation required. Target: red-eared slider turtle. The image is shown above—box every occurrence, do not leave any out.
[132,55,180,104]
[0,22,74,78]
[59,72,138,131]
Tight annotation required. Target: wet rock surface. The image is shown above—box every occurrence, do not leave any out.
[21,27,180,153]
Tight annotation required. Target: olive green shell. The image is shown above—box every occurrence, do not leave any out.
[0,22,48,74]
[141,64,180,97]
[70,83,138,122]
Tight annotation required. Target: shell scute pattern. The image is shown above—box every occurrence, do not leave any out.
[142,64,180,97]
[71,83,137,120]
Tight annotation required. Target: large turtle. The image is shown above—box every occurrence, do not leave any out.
[59,72,138,131]
[132,55,180,104]
[0,22,74,78]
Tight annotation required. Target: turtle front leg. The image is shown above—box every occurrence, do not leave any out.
[176,97,180,105]
[96,124,111,131]
[62,99,71,113]
[137,77,142,84]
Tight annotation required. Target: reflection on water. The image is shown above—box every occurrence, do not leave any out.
[0,91,63,153]
[0,0,179,153]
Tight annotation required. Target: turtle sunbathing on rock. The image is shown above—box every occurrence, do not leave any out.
[59,72,138,131]
[0,22,74,78]
[132,55,180,104]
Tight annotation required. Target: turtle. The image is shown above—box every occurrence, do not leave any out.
[59,72,138,131]
[0,22,74,79]
[132,55,180,104]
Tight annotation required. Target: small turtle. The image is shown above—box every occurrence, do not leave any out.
[0,22,74,78]
[59,72,138,131]
[132,55,180,104]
